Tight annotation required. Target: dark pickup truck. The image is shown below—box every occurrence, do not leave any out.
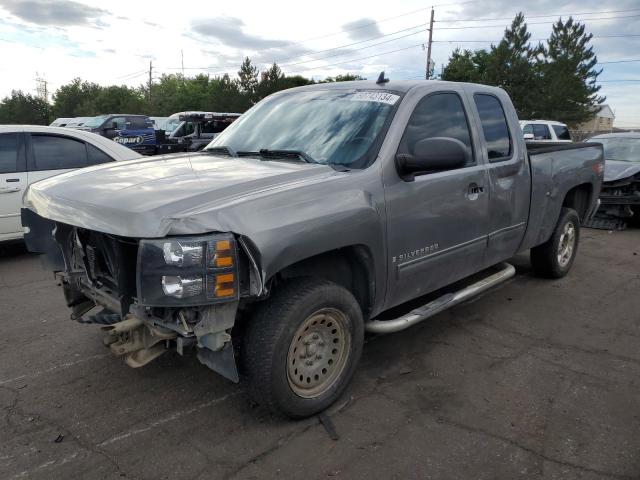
[22,79,603,418]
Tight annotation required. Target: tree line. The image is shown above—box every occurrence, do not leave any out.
[441,14,603,126]
[0,60,361,125]
[0,14,602,127]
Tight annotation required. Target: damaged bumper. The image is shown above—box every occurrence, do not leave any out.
[99,304,239,382]
[586,175,640,230]
[21,208,260,383]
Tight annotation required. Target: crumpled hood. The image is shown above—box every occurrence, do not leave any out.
[24,152,335,237]
[604,160,640,182]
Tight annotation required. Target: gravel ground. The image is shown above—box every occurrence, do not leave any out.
[0,228,639,479]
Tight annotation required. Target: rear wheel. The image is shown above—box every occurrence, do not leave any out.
[531,207,580,278]
[242,278,364,418]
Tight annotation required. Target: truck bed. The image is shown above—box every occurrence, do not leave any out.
[520,142,604,251]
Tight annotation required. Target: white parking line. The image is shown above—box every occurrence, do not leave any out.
[7,391,240,479]
[0,353,111,386]
[98,391,241,446]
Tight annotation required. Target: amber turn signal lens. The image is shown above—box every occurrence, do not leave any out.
[214,240,233,267]
[215,273,235,297]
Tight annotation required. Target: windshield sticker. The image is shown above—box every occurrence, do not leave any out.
[351,92,400,105]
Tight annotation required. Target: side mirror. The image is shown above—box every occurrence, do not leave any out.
[523,133,534,140]
[396,137,467,181]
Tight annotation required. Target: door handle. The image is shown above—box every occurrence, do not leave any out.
[466,184,485,200]
[0,187,20,194]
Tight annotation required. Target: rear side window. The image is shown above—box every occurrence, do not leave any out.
[552,124,571,140]
[533,124,552,140]
[522,124,533,135]
[109,117,126,130]
[0,133,19,174]
[31,135,87,171]
[87,144,114,165]
[474,94,512,161]
[398,92,475,166]
[127,117,148,129]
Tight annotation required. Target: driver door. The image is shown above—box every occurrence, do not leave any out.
[383,91,489,309]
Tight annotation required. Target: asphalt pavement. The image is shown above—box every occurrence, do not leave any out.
[0,228,639,479]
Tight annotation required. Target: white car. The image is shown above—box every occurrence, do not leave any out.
[49,118,74,127]
[0,125,141,242]
[65,117,94,128]
[520,120,572,143]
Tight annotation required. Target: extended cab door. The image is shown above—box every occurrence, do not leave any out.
[0,131,27,240]
[383,90,489,309]
[469,93,531,267]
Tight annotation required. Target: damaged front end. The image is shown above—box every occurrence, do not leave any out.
[586,173,640,230]
[22,209,264,382]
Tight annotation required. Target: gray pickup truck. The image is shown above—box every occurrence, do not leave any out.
[22,79,604,418]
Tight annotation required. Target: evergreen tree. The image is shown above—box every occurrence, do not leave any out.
[256,62,285,99]
[441,48,488,83]
[540,17,604,126]
[237,56,259,103]
[483,13,543,119]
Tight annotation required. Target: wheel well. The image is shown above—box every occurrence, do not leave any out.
[274,246,375,318]
[563,184,593,222]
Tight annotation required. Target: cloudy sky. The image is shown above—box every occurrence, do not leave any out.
[0,0,638,127]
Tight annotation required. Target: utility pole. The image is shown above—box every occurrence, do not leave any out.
[425,7,434,80]
[148,61,153,105]
[181,50,185,78]
[35,73,48,102]
[35,73,49,123]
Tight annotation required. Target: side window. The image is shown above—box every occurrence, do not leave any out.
[87,144,115,165]
[31,135,88,171]
[553,124,571,140]
[184,122,195,136]
[109,117,126,130]
[0,133,19,174]
[127,117,148,129]
[533,124,552,140]
[474,94,512,161]
[522,124,533,135]
[398,92,474,166]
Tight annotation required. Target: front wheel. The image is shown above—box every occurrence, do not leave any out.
[242,279,364,418]
[531,207,580,278]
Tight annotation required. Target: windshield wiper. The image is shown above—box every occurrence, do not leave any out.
[205,145,237,157]
[237,149,318,164]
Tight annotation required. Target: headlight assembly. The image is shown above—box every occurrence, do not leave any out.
[137,234,238,306]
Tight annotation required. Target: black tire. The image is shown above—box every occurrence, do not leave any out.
[242,278,364,419]
[531,207,580,278]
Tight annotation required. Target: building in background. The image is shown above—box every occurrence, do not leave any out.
[577,104,615,133]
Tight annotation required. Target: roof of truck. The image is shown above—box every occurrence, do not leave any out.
[286,79,506,95]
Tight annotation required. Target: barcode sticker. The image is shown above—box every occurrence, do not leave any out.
[350,92,400,105]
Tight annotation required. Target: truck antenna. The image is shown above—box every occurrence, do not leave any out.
[376,71,389,84]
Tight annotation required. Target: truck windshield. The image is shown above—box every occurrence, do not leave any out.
[590,137,640,163]
[83,115,108,128]
[164,117,181,134]
[206,89,400,167]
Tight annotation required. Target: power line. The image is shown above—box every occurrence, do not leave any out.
[432,33,640,43]
[168,23,428,71]
[279,28,428,68]
[598,59,640,64]
[434,14,640,30]
[286,43,425,75]
[435,8,640,23]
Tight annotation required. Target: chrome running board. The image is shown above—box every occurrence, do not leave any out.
[365,263,516,334]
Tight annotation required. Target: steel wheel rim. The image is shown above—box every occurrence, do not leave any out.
[286,308,351,399]
[557,221,576,267]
